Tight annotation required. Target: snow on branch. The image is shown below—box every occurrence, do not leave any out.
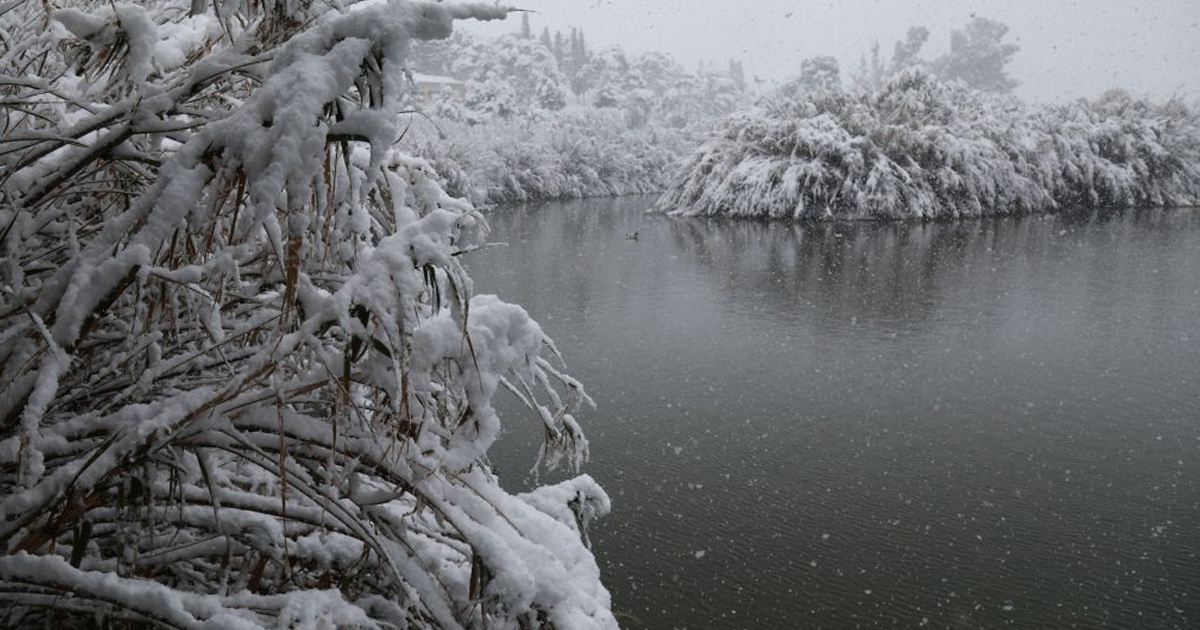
[0,2,617,629]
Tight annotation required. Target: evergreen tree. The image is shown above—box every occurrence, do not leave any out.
[569,27,579,67]
[728,59,747,92]
[795,56,842,92]
[566,27,594,98]
[852,41,887,92]
[891,26,930,73]
[553,30,566,65]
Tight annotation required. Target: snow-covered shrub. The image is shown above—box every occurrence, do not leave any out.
[1035,89,1200,208]
[656,69,1200,220]
[0,2,617,629]
[400,110,695,205]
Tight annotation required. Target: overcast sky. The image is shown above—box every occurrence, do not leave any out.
[461,0,1200,102]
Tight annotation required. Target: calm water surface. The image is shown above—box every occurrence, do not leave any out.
[464,196,1200,630]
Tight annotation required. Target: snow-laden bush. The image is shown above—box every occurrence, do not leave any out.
[0,2,617,629]
[1034,89,1200,208]
[656,69,1200,220]
[399,110,695,205]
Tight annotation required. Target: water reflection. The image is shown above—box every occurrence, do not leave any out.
[466,198,1200,630]
[664,209,1200,339]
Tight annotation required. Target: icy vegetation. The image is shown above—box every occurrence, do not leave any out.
[0,1,617,629]
[399,111,691,205]
[656,69,1200,220]
[398,29,745,204]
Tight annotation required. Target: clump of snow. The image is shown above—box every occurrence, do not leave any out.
[112,4,158,85]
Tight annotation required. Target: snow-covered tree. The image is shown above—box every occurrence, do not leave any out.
[728,59,747,93]
[851,41,887,93]
[582,49,744,129]
[565,28,592,99]
[657,65,743,128]
[933,17,1019,93]
[857,20,1016,94]
[415,32,569,116]
[890,26,930,74]
[0,2,617,629]
[791,56,842,93]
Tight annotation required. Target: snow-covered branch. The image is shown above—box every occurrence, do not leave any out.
[0,2,616,628]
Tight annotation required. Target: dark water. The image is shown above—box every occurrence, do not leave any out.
[464,196,1200,630]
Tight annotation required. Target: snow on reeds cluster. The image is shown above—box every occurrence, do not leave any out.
[0,2,617,629]
[400,110,694,205]
[656,69,1200,220]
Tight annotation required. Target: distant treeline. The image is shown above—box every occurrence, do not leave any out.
[408,25,747,128]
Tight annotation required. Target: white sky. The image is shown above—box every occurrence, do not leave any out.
[460,0,1200,102]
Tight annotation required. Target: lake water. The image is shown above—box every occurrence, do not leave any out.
[464,196,1200,630]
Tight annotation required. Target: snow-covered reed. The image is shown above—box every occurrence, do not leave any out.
[656,70,1200,220]
[0,2,616,629]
